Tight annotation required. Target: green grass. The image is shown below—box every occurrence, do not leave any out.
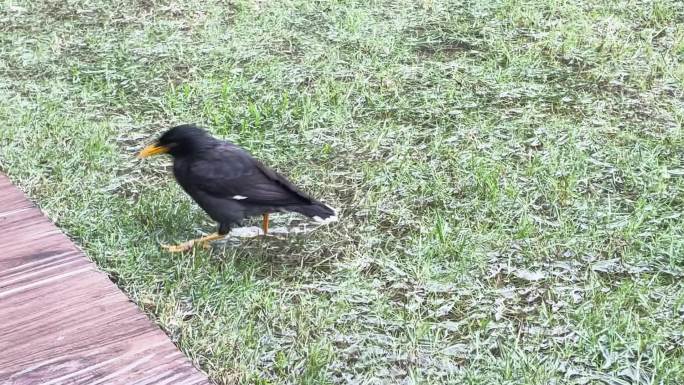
[1,0,683,383]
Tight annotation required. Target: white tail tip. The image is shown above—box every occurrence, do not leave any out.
[313,204,339,224]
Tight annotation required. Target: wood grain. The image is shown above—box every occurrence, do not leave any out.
[0,173,210,385]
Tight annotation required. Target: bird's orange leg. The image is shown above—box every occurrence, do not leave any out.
[162,233,224,253]
[262,213,269,235]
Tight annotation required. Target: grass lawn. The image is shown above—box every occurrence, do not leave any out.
[1,0,683,383]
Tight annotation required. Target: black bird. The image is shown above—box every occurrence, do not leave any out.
[138,124,337,252]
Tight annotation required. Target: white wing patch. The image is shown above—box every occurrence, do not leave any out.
[232,195,248,200]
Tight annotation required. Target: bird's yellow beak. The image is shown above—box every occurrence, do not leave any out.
[138,144,169,158]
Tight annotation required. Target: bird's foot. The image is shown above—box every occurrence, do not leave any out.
[162,240,196,253]
[162,233,224,253]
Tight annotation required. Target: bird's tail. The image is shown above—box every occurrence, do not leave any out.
[291,202,338,224]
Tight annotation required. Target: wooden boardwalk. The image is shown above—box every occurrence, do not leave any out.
[0,173,210,385]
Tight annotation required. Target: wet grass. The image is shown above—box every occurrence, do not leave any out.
[1,0,683,384]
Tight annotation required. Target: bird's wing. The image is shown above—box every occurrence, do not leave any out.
[189,144,313,206]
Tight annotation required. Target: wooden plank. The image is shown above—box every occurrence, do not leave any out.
[0,176,33,215]
[0,173,210,385]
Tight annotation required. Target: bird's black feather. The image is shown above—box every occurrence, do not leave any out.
[187,143,312,206]
[151,124,337,234]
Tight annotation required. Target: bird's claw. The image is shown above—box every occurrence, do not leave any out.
[162,240,196,253]
[161,233,225,252]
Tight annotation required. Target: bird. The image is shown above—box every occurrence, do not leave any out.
[138,124,338,252]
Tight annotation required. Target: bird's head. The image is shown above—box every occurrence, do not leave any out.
[138,124,211,158]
